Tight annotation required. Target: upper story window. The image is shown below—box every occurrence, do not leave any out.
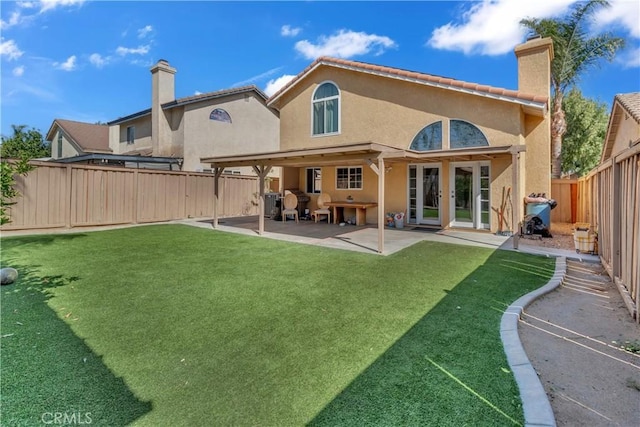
[450,120,488,149]
[57,132,63,157]
[336,167,362,190]
[210,108,232,123]
[126,126,135,145]
[312,82,339,136]
[306,168,322,194]
[410,121,442,151]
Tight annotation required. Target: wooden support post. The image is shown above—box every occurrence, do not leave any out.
[213,167,224,229]
[253,165,272,236]
[376,156,385,254]
[510,147,522,249]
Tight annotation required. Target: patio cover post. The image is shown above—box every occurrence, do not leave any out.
[213,167,224,229]
[252,165,272,235]
[510,146,525,249]
[368,157,385,254]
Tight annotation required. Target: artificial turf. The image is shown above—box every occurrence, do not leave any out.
[1,224,555,426]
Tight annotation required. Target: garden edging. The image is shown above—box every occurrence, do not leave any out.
[500,256,566,427]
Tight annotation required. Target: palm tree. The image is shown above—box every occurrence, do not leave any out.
[520,0,624,178]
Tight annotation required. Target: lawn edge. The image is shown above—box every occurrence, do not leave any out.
[500,256,566,427]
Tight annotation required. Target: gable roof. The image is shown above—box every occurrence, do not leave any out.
[601,92,640,162]
[46,119,111,153]
[267,56,548,115]
[108,85,271,125]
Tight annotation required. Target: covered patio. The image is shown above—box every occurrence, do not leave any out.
[194,215,512,256]
[201,141,525,253]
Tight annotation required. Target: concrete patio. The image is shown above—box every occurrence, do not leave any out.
[186,215,512,255]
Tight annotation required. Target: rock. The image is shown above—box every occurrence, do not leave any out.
[0,268,18,285]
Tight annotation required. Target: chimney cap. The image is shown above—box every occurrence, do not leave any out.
[526,34,542,42]
[158,58,170,64]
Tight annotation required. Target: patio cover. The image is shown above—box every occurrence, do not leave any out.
[201,142,525,253]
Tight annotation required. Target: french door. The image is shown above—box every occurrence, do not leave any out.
[408,164,442,225]
[449,162,490,229]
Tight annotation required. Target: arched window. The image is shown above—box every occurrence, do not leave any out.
[210,108,232,123]
[450,120,488,149]
[410,121,442,151]
[312,82,339,135]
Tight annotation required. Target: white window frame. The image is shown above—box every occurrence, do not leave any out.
[335,166,363,190]
[305,167,322,194]
[311,80,340,137]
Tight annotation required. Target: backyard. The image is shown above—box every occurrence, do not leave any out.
[0,224,555,426]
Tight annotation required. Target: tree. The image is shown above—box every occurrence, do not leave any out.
[520,0,625,178]
[0,158,33,225]
[560,88,608,176]
[0,125,50,159]
[0,125,47,225]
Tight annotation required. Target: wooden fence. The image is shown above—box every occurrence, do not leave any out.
[576,145,639,321]
[1,161,270,232]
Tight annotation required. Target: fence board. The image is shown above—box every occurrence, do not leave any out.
[1,161,262,231]
[577,146,639,321]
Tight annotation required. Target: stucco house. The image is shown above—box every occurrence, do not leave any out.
[600,92,640,164]
[47,60,280,175]
[203,36,554,252]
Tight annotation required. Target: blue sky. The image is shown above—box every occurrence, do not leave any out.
[1,0,639,139]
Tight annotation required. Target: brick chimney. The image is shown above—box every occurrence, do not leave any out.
[514,36,554,98]
[150,59,176,156]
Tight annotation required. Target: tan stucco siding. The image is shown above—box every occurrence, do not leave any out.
[52,130,82,159]
[611,113,640,157]
[112,116,152,154]
[524,113,551,197]
[181,94,280,171]
[279,68,524,151]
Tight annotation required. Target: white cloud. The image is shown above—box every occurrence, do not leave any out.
[0,11,23,30]
[137,25,153,39]
[39,0,85,13]
[264,74,296,97]
[0,39,24,60]
[594,0,640,38]
[13,65,25,77]
[295,29,397,60]
[232,66,283,87]
[55,55,76,71]
[89,53,109,68]
[618,46,640,68]
[194,90,202,95]
[116,45,150,56]
[281,25,302,37]
[428,0,575,55]
[17,1,38,8]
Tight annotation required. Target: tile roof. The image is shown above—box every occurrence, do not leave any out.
[49,119,110,153]
[615,92,640,123]
[267,56,548,108]
[108,85,269,125]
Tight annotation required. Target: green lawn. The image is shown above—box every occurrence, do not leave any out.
[1,225,555,426]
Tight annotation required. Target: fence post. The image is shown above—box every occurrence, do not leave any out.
[133,169,139,224]
[65,165,73,228]
[612,159,621,278]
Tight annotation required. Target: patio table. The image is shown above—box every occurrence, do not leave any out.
[325,201,378,226]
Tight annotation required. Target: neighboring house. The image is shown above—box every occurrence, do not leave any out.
[600,92,640,164]
[46,119,110,159]
[46,60,280,175]
[203,36,554,252]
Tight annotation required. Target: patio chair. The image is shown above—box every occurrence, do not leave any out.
[314,193,331,224]
[281,193,299,223]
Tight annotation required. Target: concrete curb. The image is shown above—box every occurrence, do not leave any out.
[500,256,566,427]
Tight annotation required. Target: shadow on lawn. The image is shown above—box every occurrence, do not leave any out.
[0,232,89,249]
[308,251,555,427]
[1,261,152,426]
